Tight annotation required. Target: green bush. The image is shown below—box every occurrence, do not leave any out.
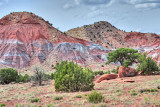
[30,98,41,103]
[74,95,82,98]
[105,70,111,74]
[137,53,159,75]
[0,103,5,107]
[130,89,137,96]
[54,61,94,92]
[111,66,119,74]
[88,91,104,103]
[16,74,30,83]
[54,96,63,100]
[94,71,105,76]
[139,88,158,93]
[0,68,18,84]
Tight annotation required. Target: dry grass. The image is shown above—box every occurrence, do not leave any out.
[1,75,160,107]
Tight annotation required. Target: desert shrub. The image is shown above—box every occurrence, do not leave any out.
[111,66,119,74]
[54,61,94,92]
[0,68,18,84]
[139,88,158,93]
[16,74,30,83]
[49,73,54,79]
[105,70,111,74]
[137,53,159,75]
[74,95,82,98]
[30,98,41,103]
[130,89,137,96]
[31,67,49,85]
[0,103,5,107]
[94,71,105,76]
[88,91,104,103]
[54,96,63,100]
[47,103,54,107]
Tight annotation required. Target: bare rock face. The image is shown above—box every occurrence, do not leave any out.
[119,66,137,78]
[0,12,58,68]
[0,12,113,68]
[1,12,159,69]
[95,74,118,83]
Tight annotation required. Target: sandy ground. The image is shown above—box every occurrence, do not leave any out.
[1,75,160,107]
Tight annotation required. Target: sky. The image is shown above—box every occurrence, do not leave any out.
[0,0,160,34]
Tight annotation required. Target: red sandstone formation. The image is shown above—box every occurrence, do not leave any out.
[0,12,111,68]
[118,66,137,78]
[95,74,118,83]
[0,12,159,69]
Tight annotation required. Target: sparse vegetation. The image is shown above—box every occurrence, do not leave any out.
[139,88,158,93]
[31,67,48,85]
[130,89,137,96]
[111,66,120,74]
[54,96,63,100]
[88,91,105,104]
[30,98,41,103]
[74,95,82,98]
[94,71,105,76]
[54,61,94,92]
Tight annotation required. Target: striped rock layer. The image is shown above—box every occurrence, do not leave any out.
[0,12,112,68]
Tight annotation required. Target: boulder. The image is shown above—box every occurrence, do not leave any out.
[95,74,118,83]
[119,66,137,78]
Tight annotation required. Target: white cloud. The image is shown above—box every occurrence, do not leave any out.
[135,3,160,9]
[63,0,80,9]
[83,10,104,18]
[63,0,115,9]
[126,0,143,4]
[124,0,160,9]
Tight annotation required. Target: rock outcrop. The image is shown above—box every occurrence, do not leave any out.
[0,12,159,69]
[66,22,160,63]
[95,74,118,83]
[0,12,112,68]
[118,66,137,78]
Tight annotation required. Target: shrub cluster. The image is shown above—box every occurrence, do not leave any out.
[130,89,138,96]
[30,98,41,103]
[16,74,30,83]
[137,53,159,75]
[54,61,94,92]
[94,71,105,75]
[0,68,19,84]
[139,88,158,93]
[87,91,104,103]
[0,68,54,85]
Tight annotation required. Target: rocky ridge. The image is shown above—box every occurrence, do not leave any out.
[66,21,160,63]
[0,12,112,68]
